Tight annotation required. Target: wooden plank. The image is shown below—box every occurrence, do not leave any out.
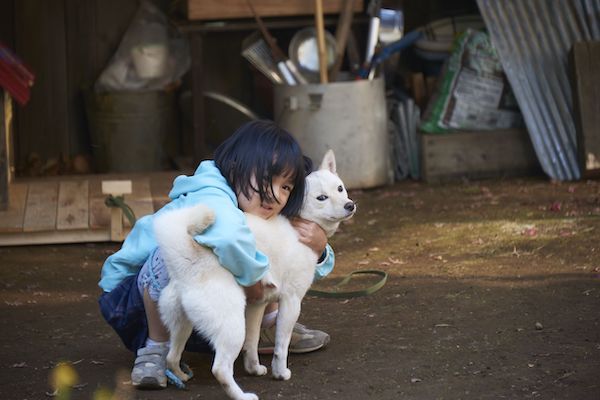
[56,180,89,230]
[64,0,99,157]
[421,129,540,182]
[0,182,27,232]
[570,41,600,176]
[123,178,154,228]
[187,0,363,21]
[0,90,7,210]
[89,177,110,229]
[23,181,58,232]
[15,0,69,164]
[151,172,177,212]
[4,88,14,183]
[0,228,123,246]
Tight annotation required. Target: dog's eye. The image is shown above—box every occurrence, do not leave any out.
[317,195,328,201]
[338,185,344,192]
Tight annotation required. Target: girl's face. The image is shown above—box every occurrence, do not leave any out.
[238,172,295,219]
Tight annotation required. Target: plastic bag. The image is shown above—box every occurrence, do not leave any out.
[420,29,523,133]
[95,1,190,92]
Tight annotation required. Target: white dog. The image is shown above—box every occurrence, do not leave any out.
[154,150,355,400]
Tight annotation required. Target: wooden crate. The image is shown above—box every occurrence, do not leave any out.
[570,41,600,177]
[421,129,540,182]
[186,0,363,21]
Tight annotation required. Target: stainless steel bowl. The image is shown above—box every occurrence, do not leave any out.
[289,27,336,83]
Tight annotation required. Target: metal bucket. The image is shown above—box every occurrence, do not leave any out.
[85,90,176,172]
[274,77,390,189]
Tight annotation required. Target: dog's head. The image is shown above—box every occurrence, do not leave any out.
[300,150,356,237]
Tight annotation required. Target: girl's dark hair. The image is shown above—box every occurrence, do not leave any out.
[214,120,307,217]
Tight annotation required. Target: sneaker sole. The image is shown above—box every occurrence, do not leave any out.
[258,338,329,355]
[133,377,167,390]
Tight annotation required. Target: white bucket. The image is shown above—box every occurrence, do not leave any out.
[274,77,391,189]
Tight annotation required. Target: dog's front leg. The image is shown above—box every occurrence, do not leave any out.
[271,296,301,380]
[243,302,268,376]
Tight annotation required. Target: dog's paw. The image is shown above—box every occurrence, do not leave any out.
[272,367,291,381]
[246,364,268,376]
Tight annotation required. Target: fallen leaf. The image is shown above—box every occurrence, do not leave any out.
[522,227,538,237]
[549,202,562,212]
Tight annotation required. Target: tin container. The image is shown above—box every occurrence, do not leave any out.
[274,77,391,189]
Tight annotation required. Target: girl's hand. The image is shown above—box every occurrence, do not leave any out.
[244,281,264,303]
[291,217,327,256]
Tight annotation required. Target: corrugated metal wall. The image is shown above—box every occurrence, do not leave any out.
[477,0,600,180]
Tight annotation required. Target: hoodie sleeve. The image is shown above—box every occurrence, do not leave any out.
[187,188,270,287]
[313,243,335,281]
[99,214,157,292]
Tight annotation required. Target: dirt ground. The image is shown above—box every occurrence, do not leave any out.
[1,177,600,400]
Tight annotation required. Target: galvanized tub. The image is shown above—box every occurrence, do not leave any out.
[85,90,176,172]
[274,77,390,189]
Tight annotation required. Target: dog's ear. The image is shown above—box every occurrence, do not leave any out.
[319,149,336,174]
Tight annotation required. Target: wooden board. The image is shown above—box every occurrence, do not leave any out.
[123,178,154,228]
[56,180,89,230]
[421,129,540,182]
[23,182,58,232]
[0,229,113,246]
[570,41,600,176]
[0,90,7,211]
[15,0,69,164]
[186,0,363,21]
[151,172,177,211]
[88,177,110,229]
[0,182,27,232]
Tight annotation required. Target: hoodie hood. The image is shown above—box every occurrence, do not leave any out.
[168,160,237,204]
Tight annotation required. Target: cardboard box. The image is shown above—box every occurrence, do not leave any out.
[186,0,363,21]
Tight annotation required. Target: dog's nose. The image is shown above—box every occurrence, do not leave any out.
[344,201,355,212]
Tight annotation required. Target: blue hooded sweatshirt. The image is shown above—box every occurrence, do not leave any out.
[99,160,334,292]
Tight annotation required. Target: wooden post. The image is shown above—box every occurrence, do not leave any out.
[570,41,600,177]
[0,90,13,211]
[102,180,132,242]
[314,0,328,83]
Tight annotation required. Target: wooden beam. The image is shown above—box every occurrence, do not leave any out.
[0,90,8,211]
[0,228,127,246]
[570,41,600,177]
[101,179,133,241]
[186,0,363,21]
[0,182,27,231]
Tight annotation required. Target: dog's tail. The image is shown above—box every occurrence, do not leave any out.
[153,204,215,275]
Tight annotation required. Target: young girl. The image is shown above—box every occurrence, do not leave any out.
[98,120,335,389]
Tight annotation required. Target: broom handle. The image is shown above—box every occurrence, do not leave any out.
[314,0,328,83]
[330,0,355,81]
[246,0,286,61]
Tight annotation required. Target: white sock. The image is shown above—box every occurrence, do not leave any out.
[145,338,169,348]
[261,310,278,329]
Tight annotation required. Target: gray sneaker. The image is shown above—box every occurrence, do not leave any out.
[258,323,330,354]
[131,346,168,389]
